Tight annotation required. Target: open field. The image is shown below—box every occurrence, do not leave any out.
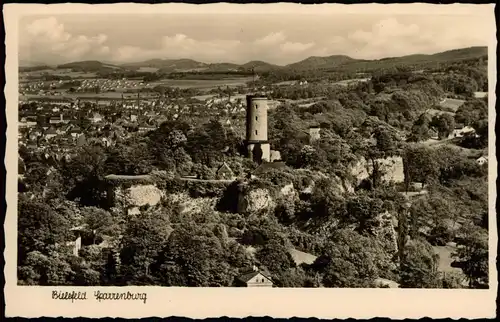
[422,139,485,159]
[192,94,217,101]
[274,78,370,87]
[439,98,465,111]
[331,78,370,86]
[149,77,253,89]
[432,245,469,289]
[289,248,317,266]
[137,67,160,73]
[274,80,297,86]
[283,97,326,105]
[474,91,488,98]
[427,108,455,117]
[432,245,462,274]
[20,69,99,79]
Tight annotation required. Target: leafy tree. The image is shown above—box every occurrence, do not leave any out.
[397,204,411,262]
[190,163,216,180]
[440,271,465,289]
[62,145,108,207]
[18,198,71,263]
[402,144,439,192]
[119,210,172,284]
[256,239,296,274]
[431,113,455,139]
[304,131,357,176]
[159,146,193,174]
[437,153,486,184]
[399,239,440,288]
[81,207,115,244]
[408,113,433,142]
[344,193,384,235]
[364,127,400,188]
[455,99,487,126]
[186,119,230,166]
[268,104,308,167]
[297,145,317,168]
[18,251,74,286]
[157,223,236,287]
[105,141,153,175]
[22,161,50,192]
[225,240,253,269]
[312,229,391,288]
[453,224,488,288]
[66,255,102,286]
[307,178,346,220]
[273,267,315,288]
[472,118,488,148]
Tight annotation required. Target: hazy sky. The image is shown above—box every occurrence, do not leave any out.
[19,12,491,65]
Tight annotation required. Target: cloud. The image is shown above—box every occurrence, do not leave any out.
[251,33,318,63]
[20,17,111,64]
[254,32,287,46]
[112,34,241,62]
[280,41,315,53]
[325,17,488,59]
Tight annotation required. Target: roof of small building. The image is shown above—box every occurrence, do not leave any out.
[70,224,88,232]
[374,277,400,288]
[236,270,273,284]
[216,162,234,174]
[69,126,82,133]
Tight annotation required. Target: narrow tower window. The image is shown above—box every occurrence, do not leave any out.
[255,130,258,135]
[255,116,258,121]
[255,104,258,109]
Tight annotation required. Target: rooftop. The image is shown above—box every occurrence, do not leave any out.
[236,270,272,284]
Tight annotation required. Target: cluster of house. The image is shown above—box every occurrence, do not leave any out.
[427,123,478,141]
[70,78,149,92]
[18,100,160,158]
[19,80,60,95]
[19,78,152,96]
[17,94,266,169]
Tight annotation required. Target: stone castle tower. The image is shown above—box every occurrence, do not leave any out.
[245,95,270,163]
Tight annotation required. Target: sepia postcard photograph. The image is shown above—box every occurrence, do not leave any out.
[3,2,497,319]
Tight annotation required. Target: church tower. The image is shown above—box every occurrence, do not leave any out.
[245,95,270,163]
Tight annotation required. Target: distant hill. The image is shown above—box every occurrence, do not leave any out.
[28,46,487,74]
[430,46,487,61]
[57,60,120,71]
[121,58,208,72]
[19,65,53,72]
[337,46,488,72]
[286,55,358,70]
[240,60,282,72]
[205,62,241,72]
[19,59,51,68]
